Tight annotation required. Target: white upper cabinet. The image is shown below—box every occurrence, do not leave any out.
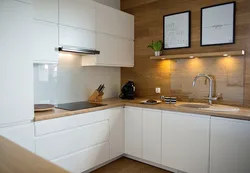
[32,20,59,63]
[0,0,34,126]
[0,123,34,152]
[33,0,58,23]
[162,111,210,173]
[210,117,250,173]
[59,25,96,49]
[82,33,134,67]
[125,107,143,158]
[142,109,162,164]
[59,0,95,31]
[96,2,134,40]
[109,107,125,159]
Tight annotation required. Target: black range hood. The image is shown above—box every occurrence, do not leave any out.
[57,46,100,55]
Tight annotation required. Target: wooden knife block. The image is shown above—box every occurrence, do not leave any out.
[88,90,104,102]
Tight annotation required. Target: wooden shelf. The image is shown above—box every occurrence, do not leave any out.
[150,50,246,60]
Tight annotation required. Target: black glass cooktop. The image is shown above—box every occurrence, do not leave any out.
[55,101,107,111]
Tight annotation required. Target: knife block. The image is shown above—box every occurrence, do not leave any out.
[88,90,104,102]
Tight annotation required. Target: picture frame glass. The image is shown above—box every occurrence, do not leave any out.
[201,2,235,46]
[163,11,190,49]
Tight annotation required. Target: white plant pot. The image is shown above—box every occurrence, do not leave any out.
[155,51,161,56]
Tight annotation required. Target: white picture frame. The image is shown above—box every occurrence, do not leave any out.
[201,2,236,46]
[163,11,191,49]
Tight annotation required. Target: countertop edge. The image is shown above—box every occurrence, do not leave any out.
[34,99,250,122]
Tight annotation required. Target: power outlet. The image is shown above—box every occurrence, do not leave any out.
[155,87,161,94]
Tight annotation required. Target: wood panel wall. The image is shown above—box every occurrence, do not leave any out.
[121,0,250,106]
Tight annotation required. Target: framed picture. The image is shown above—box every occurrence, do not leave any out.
[201,2,236,46]
[163,11,191,50]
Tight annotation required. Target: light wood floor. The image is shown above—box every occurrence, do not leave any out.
[91,157,172,173]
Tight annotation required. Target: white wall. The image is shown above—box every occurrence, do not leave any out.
[93,0,120,9]
[34,54,121,104]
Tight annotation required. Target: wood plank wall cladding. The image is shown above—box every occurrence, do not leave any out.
[121,0,250,106]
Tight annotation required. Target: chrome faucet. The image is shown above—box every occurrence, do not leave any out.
[193,74,219,105]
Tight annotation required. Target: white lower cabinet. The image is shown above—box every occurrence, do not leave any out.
[53,142,109,173]
[162,111,210,173]
[35,108,125,172]
[35,120,109,160]
[142,109,162,164]
[0,123,34,152]
[125,107,143,158]
[109,107,125,159]
[210,117,250,173]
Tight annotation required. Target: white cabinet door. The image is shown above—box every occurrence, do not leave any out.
[32,20,59,63]
[125,107,143,158]
[0,0,34,126]
[86,33,134,67]
[109,107,125,159]
[162,111,210,173]
[53,142,109,173]
[59,25,96,49]
[96,2,134,40]
[143,109,162,164]
[210,117,250,173]
[33,0,58,23]
[0,123,34,152]
[59,0,95,31]
[36,120,109,160]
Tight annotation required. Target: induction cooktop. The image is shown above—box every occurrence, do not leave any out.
[55,101,107,111]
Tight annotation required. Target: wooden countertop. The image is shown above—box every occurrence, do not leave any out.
[35,98,250,121]
[0,136,69,173]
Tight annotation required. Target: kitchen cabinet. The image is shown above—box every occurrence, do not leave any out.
[32,20,59,63]
[59,0,95,31]
[109,107,125,159]
[53,142,109,173]
[35,120,109,160]
[125,107,143,158]
[162,111,210,173]
[33,0,58,23]
[82,33,134,67]
[35,110,110,136]
[0,0,34,126]
[210,117,250,173]
[0,123,34,152]
[142,109,162,164]
[59,25,96,50]
[96,2,134,40]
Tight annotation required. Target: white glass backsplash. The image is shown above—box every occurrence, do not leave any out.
[33,54,121,104]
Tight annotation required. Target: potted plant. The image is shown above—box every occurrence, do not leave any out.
[147,40,163,56]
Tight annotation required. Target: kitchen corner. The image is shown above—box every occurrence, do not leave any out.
[1,0,250,173]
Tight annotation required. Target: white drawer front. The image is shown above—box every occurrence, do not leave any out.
[52,142,109,173]
[35,110,109,136]
[35,120,109,160]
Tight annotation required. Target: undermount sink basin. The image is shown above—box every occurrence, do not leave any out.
[176,103,210,109]
[176,102,239,112]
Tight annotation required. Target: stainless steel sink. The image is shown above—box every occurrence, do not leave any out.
[176,102,239,112]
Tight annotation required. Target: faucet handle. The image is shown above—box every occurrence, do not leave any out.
[203,96,218,101]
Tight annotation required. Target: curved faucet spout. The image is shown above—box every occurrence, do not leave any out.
[192,74,215,105]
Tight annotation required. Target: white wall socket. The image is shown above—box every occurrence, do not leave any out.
[155,87,161,94]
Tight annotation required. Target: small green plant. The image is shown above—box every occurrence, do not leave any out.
[147,40,163,51]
